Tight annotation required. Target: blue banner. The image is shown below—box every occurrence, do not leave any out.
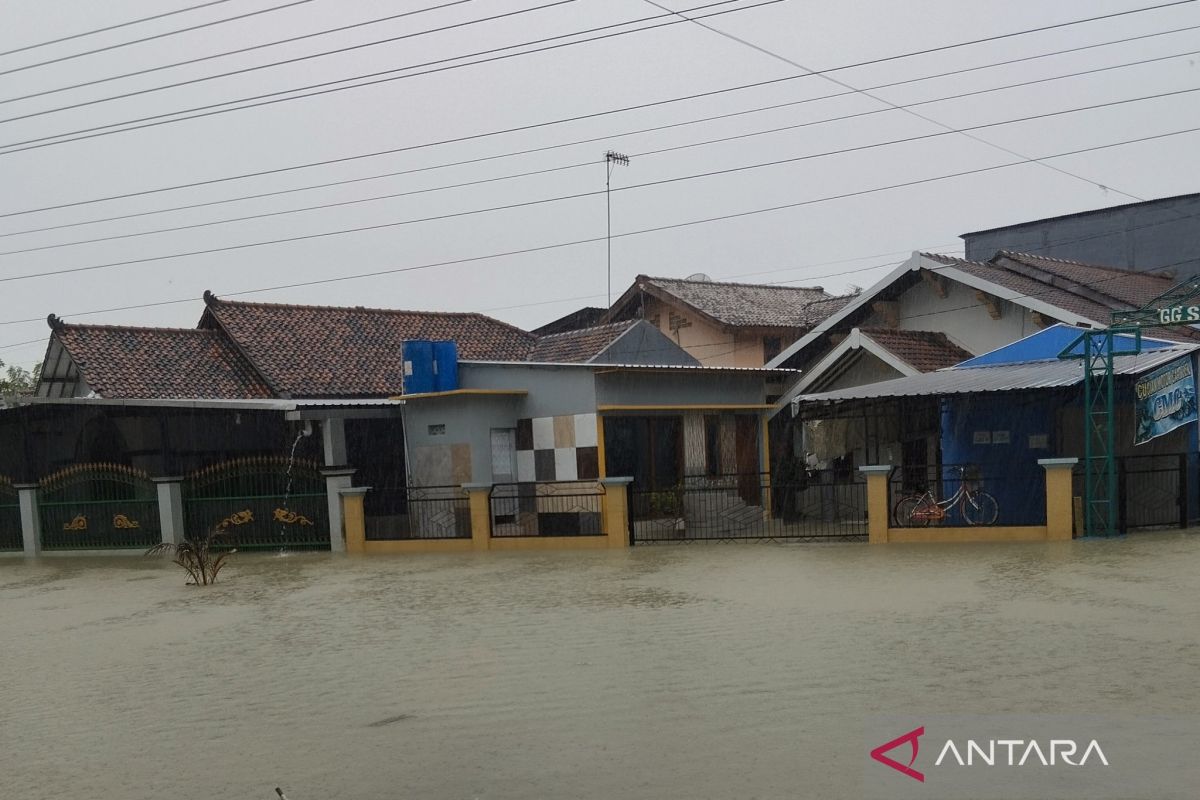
[1133,355,1197,445]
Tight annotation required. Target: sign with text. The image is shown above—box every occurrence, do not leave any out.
[1133,355,1197,445]
[1156,305,1200,325]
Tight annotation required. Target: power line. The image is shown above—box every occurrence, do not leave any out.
[3,75,1194,258]
[0,0,316,78]
[5,27,1194,242]
[0,0,481,106]
[643,0,1191,205]
[0,0,237,58]
[0,4,1184,220]
[0,0,780,154]
[0,0,580,126]
[0,121,1194,289]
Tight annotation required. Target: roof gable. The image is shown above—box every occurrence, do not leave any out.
[201,294,536,398]
[46,321,271,400]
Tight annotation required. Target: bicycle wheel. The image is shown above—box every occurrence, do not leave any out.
[961,491,999,525]
[893,494,932,527]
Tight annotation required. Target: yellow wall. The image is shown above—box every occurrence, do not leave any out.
[641,297,767,367]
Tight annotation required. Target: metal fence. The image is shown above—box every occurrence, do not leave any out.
[630,471,867,544]
[182,456,329,550]
[0,476,21,551]
[365,485,471,540]
[1070,453,1195,532]
[37,463,161,550]
[489,481,605,537]
[889,463,1045,528]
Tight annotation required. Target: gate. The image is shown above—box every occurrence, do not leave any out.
[629,471,867,544]
[0,476,21,551]
[182,456,329,550]
[37,463,160,550]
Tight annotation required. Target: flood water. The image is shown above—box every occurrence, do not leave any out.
[2,535,1199,800]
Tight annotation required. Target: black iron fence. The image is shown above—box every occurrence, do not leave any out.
[37,463,161,550]
[0,477,21,551]
[629,471,867,543]
[365,485,471,540]
[1071,453,1195,532]
[182,456,329,550]
[489,481,605,537]
[889,463,1045,528]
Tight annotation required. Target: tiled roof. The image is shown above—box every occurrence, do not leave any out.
[53,323,271,399]
[531,306,607,336]
[528,320,636,363]
[858,328,972,372]
[993,251,1176,308]
[202,294,536,397]
[630,275,835,328]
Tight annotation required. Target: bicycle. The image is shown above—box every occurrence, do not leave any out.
[892,465,999,526]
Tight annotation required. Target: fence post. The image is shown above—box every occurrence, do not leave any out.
[463,483,492,551]
[321,468,356,553]
[858,466,891,544]
[338,487,370,554]
[153,477,185,545]
[1039,458,1078,540]
[14,483,40,557]
[601,477,633,548]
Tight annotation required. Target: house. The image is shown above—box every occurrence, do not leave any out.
[962,192,1200,279]
[2,292,805,553]
[601,274,852,368]
[765,250,1200,495]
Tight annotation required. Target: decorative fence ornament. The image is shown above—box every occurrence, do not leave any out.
[112,514,140,529]
[274,508,314,526]
[63,515,88,531]
[217,510,254,530]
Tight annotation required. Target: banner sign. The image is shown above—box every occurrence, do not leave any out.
[1133,355,1197,445]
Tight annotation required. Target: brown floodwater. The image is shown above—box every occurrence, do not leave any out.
[2,535,1199,799]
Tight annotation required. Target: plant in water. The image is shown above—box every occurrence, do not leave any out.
[146,528,236,585]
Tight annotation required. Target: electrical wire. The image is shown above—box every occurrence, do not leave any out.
[4,34,1194,243]
[3,74,1195,258]
[0,0,582,125]
[0,4,1185,220]
[0,0,237,58]
[0,122,1194,290]
[0,0,781,154]
[0,47,1190,256]
[0,0,481,106]
[0,0,316,78]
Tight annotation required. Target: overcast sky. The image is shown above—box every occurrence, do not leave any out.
[1,0,1198,367]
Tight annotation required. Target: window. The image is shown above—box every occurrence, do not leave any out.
[763,336,783,363]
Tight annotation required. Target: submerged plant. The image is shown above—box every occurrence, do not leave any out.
[145,529,236,585]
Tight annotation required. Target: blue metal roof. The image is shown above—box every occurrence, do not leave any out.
[956,324,1174,368]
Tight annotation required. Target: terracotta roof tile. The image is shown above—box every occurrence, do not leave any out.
[528,320,636,363]
[202,295,536,398]
[54,324,271,399]
[858,328,972,372]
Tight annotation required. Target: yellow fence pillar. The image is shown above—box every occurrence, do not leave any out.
[859,466,892,545]
[601,477,633,548]
[464,483,492,551]
[1039,458,1078,540]
[338,487,370,554]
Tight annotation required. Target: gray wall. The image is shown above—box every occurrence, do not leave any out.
[964,194,1200,278]
[593,320,699,366]
[459,363,597,418]
[402,394,521,485]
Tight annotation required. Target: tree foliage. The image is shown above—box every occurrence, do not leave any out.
[0,359,39,396]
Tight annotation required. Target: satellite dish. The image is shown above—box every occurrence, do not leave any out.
[685,272,713,282]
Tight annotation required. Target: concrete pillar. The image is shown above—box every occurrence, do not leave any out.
[14,484,40,557]
[463,483,492,551]
[601,477,633,548]
[153,477,185,545]
[339,487,370,554]
[859,466,892,545]
[322,468,356,553]
[322,418,347,466]
[1039,458,1078,540]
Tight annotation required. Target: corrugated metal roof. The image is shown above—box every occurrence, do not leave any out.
[794,346,1197,404]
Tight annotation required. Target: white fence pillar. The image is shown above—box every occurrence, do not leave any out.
[153,477,185,545]
[14,483,40,557]
[322,468,355,553]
